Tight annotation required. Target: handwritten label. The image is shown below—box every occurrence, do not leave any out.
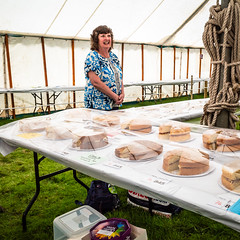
[104,161,123,169]
[143,175,170,186]
[76,153,105,165]
[208,197,235,211]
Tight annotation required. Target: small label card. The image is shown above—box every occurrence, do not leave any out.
[74,153,106,165]
[142,174,171,186]
[104,160,124,169]
[208,196,235,211]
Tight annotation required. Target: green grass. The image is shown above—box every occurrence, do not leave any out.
[1,148,240,240]
[1,94,240,239]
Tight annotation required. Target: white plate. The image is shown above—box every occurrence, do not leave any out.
[169,136,195,143]
[158,163,215,178]
[69,142,111,151]
[114,153,161,162]
[218,178,240,195]
[121,129,155,136]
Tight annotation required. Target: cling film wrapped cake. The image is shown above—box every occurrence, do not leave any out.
[90,218,131,240]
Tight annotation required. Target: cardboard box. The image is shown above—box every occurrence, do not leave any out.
[69,224,148,240]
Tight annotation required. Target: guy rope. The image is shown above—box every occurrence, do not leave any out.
[201,0,240,128]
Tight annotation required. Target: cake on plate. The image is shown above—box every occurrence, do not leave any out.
[72,129,108,150]
[121,119,152,133]
[221,159,240,191]
[93,114,120,126]
[163,147,209,175]
[202,129,240,152]
[19,117,51,132]
[115,140,163,160]
[158,122,191,142]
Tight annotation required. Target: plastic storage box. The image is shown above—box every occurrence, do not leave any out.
[53,205,107,240]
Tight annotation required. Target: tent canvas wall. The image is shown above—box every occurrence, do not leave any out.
[0,0,215,115]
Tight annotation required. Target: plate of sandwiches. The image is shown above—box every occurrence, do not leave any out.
[158,122,193,142]
[202,129,240,152]
[114,140,163,161]
[159,147,215,177]
[70,129,110,151]
[120,119,153,135]
[218,159,240,195]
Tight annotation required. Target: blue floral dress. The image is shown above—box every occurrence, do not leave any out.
[84,50,123,110]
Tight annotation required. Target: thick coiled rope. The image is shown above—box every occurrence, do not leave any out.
[201,0,240,128]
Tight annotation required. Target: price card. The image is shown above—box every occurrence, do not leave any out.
[142,174,171,186]
[104,160,124,169]
[208,196,235,211]
[74,153,106,165]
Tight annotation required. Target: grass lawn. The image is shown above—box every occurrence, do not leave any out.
[1,94,240,239]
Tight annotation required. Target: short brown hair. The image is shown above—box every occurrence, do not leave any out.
[90,25,114,52]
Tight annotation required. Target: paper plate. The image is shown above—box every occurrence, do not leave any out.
[158,163,215,178]
[218,178,240,195]
[169,136,195,143]
[69,142,111,151]
[121,129,155,136]
[114,153,160,162]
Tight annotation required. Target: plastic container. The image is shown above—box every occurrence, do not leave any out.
[90,218,131,240]
[53,205,107,240]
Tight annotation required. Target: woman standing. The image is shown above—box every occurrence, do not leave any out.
[84,25,124,110]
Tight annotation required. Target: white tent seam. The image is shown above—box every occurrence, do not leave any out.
[124,0,165,42]
[73,0,105,39]
[160,0,210,46]
[44,0,69,35]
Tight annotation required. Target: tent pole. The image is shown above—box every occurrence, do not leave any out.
[160,47,162,100]
[121,43,124,72]
[5,35,15,119]
[186,48,190,95]
[71,39,76,108]
[141,44,144,101]
[215,0,231,128]
[173,47,176,97]
[2,36,9,118]
[198,48,202,94]
[41,37,50,114]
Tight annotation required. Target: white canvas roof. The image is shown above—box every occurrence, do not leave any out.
[0,0,216,48]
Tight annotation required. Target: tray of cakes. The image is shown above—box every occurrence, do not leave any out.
[159,147,215,177]
[114,140,163,161]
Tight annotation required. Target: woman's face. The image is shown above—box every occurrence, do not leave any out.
[98,33,112,50]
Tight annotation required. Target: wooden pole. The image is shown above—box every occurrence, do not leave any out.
[186,48,190,95]
[186,48,189,79]
[121,43,124,71]
[198,48,202,94]
[173,47,176,97]
[41,37,50,113]
[71,39,76,108]
[5,35,15,118]
[141,44,144,101]
[215,0,231,128]
[160,47,163,100]
[190,75,193,100]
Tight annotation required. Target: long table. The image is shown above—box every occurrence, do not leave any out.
[1,99,240,233]
[124,78,209,101]
[0,78,209,116]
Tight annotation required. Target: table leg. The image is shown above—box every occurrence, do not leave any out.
[22,152,89,231]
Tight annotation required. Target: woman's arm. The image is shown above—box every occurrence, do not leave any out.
[88,71,121,104]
